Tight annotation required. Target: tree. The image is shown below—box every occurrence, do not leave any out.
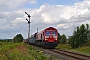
[86,24,90,40]
[12,34,23,43]
[58,33,67,44]
[58,33,61,43]
[86,24,90,47]
[60,34,67,44]
[69,24,90,48]
[69,35,80,48]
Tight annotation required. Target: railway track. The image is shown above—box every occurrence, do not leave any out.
[49,49,90,60]
[28,45,90,60]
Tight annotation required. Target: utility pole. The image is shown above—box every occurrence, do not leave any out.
[37,28,38,33]
[25,12,31,38]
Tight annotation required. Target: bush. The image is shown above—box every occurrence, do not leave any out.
[12,34,23,43]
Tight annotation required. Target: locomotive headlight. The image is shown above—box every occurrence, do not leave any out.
[45,36,49,38]
[55,39,57,40]
[53,36,57,38]
[45,38,48,40]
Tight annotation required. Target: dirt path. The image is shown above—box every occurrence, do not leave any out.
[7,44,28,55]
[16,45,28,54]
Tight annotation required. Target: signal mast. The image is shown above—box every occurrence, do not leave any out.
[25,12,31,38]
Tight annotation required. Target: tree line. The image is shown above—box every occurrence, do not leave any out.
[0,34,23,43]
[0,39,12,42]
[58,24,90,48]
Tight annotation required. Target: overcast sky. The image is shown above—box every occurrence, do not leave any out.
[0,0,90,39]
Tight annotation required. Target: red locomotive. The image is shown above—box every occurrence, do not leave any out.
[25,27,58,48]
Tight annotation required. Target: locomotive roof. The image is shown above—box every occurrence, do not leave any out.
[35,27,58,34]
[44,27,57,30]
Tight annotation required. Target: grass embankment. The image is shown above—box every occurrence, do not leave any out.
[0,42,47,60]
[56,44,90,55]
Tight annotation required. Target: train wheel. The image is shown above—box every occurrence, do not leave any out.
[28,41,30,45]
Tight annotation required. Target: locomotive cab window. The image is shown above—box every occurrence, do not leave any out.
[45,31,50,35]
[52,31,56,35]
[41,34,42,38]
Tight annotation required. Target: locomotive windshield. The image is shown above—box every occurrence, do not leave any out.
[52,31,56,35]
[45,31,50,35]
[45,31,56,35]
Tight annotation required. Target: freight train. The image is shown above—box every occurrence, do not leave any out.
[24,27,58,48]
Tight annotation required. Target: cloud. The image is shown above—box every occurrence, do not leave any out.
[0,0,37,11]
[0,0,90,39]
[29,0,37,4]
[30,0,90,36]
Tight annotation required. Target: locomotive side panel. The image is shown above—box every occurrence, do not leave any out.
[28,33,37,44]
[36,31,44,41]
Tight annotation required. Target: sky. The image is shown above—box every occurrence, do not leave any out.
[0,0,90,39]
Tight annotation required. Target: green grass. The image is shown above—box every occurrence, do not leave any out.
[56,44,90,55]
[73,46,90,55]
[1,42,89,60]
[0,42,21,60]
[0,42,20,51]
[0,42,47,60]
[0,42,61,60]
